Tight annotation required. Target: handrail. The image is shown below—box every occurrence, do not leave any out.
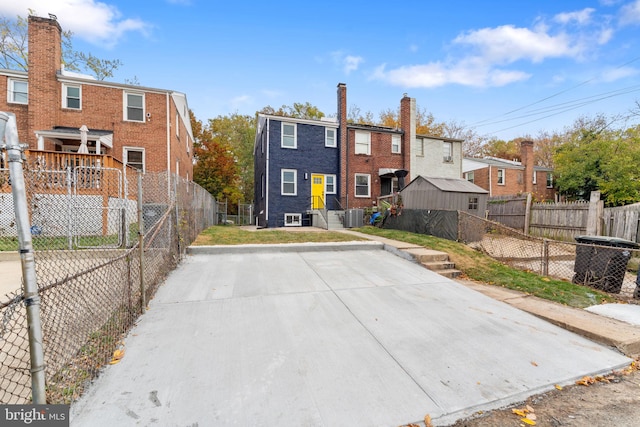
[25,149,125,170]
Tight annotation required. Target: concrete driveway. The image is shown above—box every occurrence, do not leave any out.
[70,243,630,426]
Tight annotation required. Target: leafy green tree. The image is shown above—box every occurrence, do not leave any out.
[260,102,325,120]
[207,113,255,204]
[191,111,242,208]
[0,12,121,80]
[553,115,640,206]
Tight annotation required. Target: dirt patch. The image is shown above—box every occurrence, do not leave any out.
[445,361,640,426]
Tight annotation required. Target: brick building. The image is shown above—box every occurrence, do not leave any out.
[462,140,556,201]
[254,83,465,227]
[0,15,193,179]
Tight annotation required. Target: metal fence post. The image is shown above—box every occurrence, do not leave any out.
[137,172,145,313]
[542,238,549,276]
[0,112,47,403]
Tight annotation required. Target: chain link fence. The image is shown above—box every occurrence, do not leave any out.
[459,211,640,299]
[0,160,216,404]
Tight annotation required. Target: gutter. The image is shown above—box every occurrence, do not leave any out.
[265,118,270,224]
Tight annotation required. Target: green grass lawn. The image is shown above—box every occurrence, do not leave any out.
[193,224,616,308]
[192,224,367,245]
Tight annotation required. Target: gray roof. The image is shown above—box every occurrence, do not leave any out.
[405,175,489,194]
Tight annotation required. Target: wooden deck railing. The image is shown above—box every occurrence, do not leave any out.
[25,150,126,171]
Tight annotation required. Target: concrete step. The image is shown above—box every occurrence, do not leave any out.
[404,248,450,263]
[432,268,462,279]
[421,261,456,271]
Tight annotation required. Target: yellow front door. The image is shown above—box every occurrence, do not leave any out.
[311,174,325,209]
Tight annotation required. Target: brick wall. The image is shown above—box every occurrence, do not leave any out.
[0,15,193,178]
[347,128,405,209]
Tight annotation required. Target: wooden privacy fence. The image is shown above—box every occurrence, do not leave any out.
[487,193,603,242]
[603,203,640,242]
[529,200,590,241]
[486,195,528,230]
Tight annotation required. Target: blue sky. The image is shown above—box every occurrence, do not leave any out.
[3,0,640,139]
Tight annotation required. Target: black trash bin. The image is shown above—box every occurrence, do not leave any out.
[573,235,639,293]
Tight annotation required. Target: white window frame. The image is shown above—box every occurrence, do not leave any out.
[325,128,336,147]
[547,172,553,188]
[7,78,28,104]
[391,134,401,154]
[497,168,505,185]
[443,141,453,162]
[355,173,371,198]
[281,169,297,195]
[325,174,336,194]
[281,122,297,148]
[466,171,474,183]
[284,213,302,227]
[532,170,537,185]
[123,147,145,172]
[124,91,145,122]
[354,131,371,155]
[468,197,479,210]
[416,138,424,157]
[62,83,82,109]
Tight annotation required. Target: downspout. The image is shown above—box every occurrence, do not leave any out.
[489,164,492,196]
[166,93,171,199]
[345,129,349,210]
[265,118,270,224]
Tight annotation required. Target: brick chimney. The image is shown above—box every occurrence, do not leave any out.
[337,83,348,207]
[520,140,535,194]
[399,93,415,182]
[27,15,62,147]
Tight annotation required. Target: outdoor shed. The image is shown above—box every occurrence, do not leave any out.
[400,175,489,215]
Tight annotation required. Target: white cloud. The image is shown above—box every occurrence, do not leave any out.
[329,50,364,75]
[453,25,581,64]
[0,0,150,48]
[371,60,530,88]
[600,66,639,81]
[554,8,595,25]
[620,0,640,25]
[372,7,621,91]
[343,55,363,74]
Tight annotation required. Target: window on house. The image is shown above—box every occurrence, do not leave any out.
[416,138,424,156]
[392,177,399,193]
[124,147,145,171]
[443,141,453,162]
[281,169,297,195]
[176,113,180,138]
[282,123,297,148]
[497,169,505,185]
[8,79,28,104]
[325,128,336,147]
[124,92,145,122]
[63,84,81,109]
[466,171,474,183]
[355,131,371,155]
[325,174,336,194]
[547,172,553,188]
[532,170,537,185]
[284,213,302,226]
[355,173,370,197]
[468,197,479,210]
[392,134,401,153]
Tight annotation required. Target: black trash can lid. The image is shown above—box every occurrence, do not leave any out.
[575,235,640,248]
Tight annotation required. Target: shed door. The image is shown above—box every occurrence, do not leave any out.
[311,174,325,209]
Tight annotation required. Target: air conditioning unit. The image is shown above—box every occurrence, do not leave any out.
[443,156,452,162]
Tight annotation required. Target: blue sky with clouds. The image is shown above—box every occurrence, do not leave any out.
[2,0,640,139]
